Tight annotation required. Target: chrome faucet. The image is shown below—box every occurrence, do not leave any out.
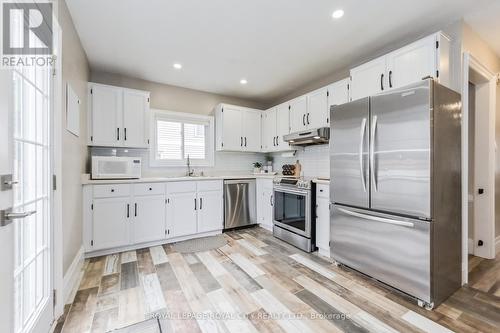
[186,155,194,176]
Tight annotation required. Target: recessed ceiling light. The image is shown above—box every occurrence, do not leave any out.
[173,63,182,69]
[240,79,248,85]
[332,9,344,19]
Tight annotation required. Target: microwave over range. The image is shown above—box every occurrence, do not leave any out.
[91,156,142,179]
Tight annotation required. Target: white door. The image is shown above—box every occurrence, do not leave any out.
[132,195,166,244]
[123,90,149,148]
[350,56,387,101]
[242,110,262,152]
[307,87,329,129]
[92,198,130,250]
[289,96,307,133]
[328,78,351,115]
[386,35,436,89]
[90,84,122,146]
[0,64,54,332]
[197,190,223,233]
[276,103,291,150]
[262,108,276,151]
[167,192,197,237]
[221,106,243,151]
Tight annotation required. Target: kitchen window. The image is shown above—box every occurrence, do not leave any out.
[150,109,214,167]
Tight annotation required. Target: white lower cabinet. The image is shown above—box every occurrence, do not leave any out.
[84,180,223,254]
[315,184,330,257]
[256,179,274,230]
[92,197,130,250]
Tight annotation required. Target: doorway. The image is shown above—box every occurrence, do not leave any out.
[462,53,498,285]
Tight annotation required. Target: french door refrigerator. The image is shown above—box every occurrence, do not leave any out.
[330,79,462,309]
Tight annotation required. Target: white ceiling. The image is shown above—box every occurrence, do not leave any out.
[66,0,498,104]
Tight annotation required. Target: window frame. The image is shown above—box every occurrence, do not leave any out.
[150,109,215,167]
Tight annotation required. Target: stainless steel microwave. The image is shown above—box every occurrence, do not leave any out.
[91,156,142,179]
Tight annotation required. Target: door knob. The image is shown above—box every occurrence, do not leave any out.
[1,209,36,227]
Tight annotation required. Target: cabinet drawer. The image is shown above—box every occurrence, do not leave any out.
[93,184,130,198]
[316,184,329,198]
[197,180,223,192]
[133,183,165,196]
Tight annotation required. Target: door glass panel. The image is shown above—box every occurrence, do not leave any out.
[274,191,306,232]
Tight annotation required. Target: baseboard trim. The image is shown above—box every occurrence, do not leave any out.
[63,246,84,305]
[496,236,500,255]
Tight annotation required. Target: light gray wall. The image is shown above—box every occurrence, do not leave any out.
[59,0,90,275]
[89,71,267,114]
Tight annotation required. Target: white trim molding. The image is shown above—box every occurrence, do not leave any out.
[62,246,85,305]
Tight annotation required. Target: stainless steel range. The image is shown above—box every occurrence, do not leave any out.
[272,177,315,252]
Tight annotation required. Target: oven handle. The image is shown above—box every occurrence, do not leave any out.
[273,187,310,196]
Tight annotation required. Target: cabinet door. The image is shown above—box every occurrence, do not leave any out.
[167,191,197,237]
[350,56,387,101]
[289,96,307,133]
[328,78,350,121]
[123,89,149,148]
[316,195,330,254]
[262,187,274,230]
[197,190,223,233]
[242,110,262,152]
[262,108,277,152]
[92,197,130,250]
[276,103,291,150]
[221,106,243,151]
[386,35,437,89]
[132,195,166,244]
[90,85,123,146]
[306,87,329,129]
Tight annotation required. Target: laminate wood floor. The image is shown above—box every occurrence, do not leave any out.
[58,227,500,333]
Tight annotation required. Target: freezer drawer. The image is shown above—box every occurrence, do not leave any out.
[331,205,431,303]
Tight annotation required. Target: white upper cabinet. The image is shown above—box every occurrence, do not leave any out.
[350,32,451,101]
[306,87,329,129]
[89,84,122,147]
[289,96,308,133]
[214,104,262,152]
[328,78,351,116]
[88,83,150,148]
[276,103,291,150]
[262,107,277,151]
[123,89,150,148]
[350,55,387,101]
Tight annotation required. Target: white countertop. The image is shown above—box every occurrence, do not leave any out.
[81,173,280,185]
[312,178,330,185]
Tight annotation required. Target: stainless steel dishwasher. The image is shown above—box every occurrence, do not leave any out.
[224,179,257,230]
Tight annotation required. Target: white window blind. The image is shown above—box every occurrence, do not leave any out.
[152,110,214,167]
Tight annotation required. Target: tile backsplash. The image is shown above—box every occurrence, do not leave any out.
[270,144,330,178]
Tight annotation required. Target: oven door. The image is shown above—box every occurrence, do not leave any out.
[273,186,311,238]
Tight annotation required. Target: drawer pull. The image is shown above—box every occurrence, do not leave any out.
[111,189,115,192]
[149,187,152,191]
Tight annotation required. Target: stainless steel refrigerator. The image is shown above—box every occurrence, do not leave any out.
[329,79,461,309]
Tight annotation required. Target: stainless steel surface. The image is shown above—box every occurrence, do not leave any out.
[1,174,17,191]
[370,81,431,218]
[224,179,256,229]
[329,79,462,307]
[283,127,329,146]
[273,185,312,238]
[1,208,37,227]
[273,224,313,252]
[331,205,431,303]
[330,97,370,208]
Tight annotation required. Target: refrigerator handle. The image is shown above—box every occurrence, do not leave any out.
[370,115,378,192]
[336,207,415,228]
[359,118,367,192]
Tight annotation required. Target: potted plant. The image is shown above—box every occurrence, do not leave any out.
[253,162,262,174]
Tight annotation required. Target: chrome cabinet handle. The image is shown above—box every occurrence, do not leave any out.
[134,203,137,217]
[124,128,127,141]
[194,198,197,210]
[389,70,393,88]
[245,137,247,147]
[200,198,203,210]
[370,115,378,192]
[303,114,306,126]
[127,204,130,218]
[240,137,243,147]
[359,118,367,192]
[380,73,384,91]
[117,128,120,141]
[307,113,310,125]
[337,207,414,228]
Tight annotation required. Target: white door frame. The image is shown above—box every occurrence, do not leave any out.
[461,52,497,284]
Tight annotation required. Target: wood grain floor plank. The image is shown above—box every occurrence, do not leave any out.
[137,248,156,275]
[156,262,181,292]
[79,257,106,290]
[116,287,146,329]
[121,262,139,290]
[62,287,99,333]
[247,308,286,333]
[289,254,336,280]
[99,273,120,296]
[237,239,268,256]
[90,307,118,333]
[225,252,265,278]
[239,233,268,248]
[142,273,167,314]
[103,254,120,276]
[402,311,454,333]
[163,290,202,333]
[121,250,137,263]
[196,251,227,278]
[220,260,262,293]
[149,246,169,266]
[190,262,221,293]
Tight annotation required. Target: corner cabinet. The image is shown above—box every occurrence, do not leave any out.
[350,32,451,101]
[214,104,262,152]
[262,103,291,152]
[88,83,150,148]
[83,180,223,256]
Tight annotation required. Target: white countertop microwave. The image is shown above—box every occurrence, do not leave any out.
[91,156,142,179]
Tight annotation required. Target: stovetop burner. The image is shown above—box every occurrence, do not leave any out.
[273,177,312,190]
